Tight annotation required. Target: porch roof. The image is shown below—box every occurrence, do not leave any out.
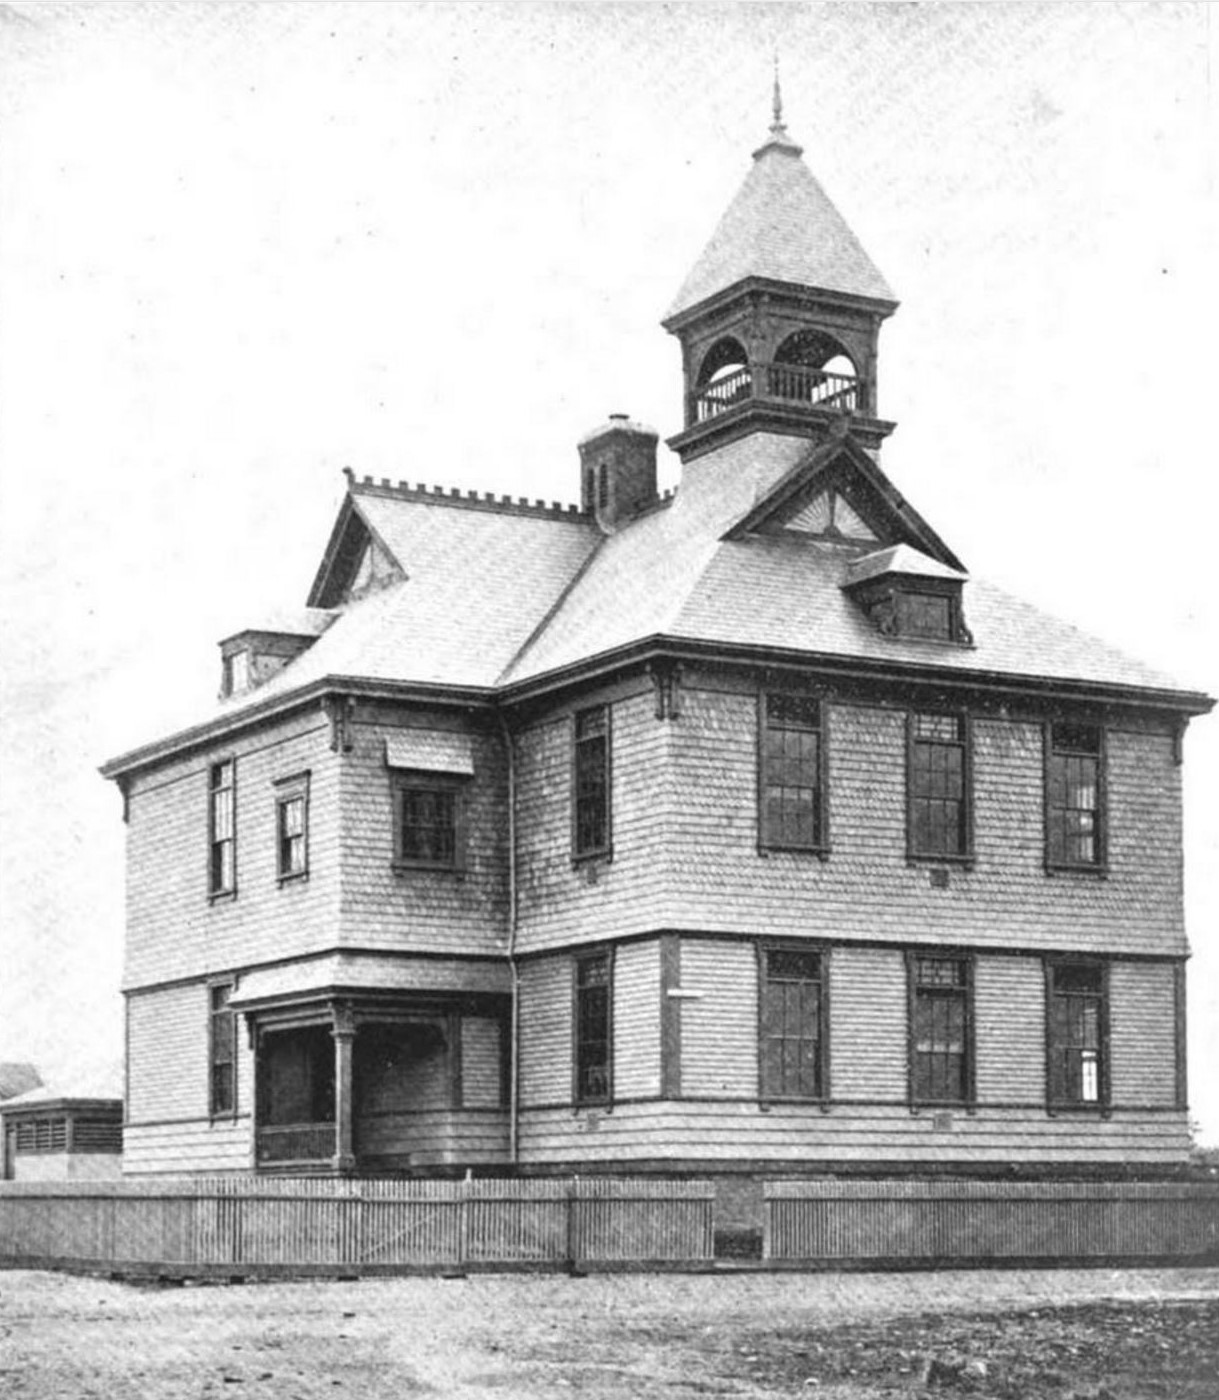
[229,954,510,1012]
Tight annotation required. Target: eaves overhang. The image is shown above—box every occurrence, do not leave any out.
[98,674,498,784]
[496,634,1215,721]
[661,274,898,336]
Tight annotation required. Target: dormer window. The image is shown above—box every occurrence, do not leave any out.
[222,649,252,698]
[842,545,972,646]
[217,611,336,700]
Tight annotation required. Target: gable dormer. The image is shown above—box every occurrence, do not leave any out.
[219,611,336,700]
[842,545,972,645]
[308,480,406,609]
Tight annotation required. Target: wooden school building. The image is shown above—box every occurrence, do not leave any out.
[101,93,1211,1187]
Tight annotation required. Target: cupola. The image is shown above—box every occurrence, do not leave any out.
[663,80,898,463]
[578,413,659,532]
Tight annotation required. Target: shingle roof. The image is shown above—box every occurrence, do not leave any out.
[0,1062,42,1101]
[665,131,897,322]
[213,489,597,711]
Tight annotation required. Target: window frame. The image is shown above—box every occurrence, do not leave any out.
[1044,958,1110,1112]
[906,710,973,864]
[208,758,237,899]
[906,949,975,1108]
[572,949,613,1107]
[572,704,612,863]
[390,772,466,873]
[757,690,830,857]
[208,979,238,1120]
[274,771,311,884]
[757,942,831,1105]
[1044,721,1107,875]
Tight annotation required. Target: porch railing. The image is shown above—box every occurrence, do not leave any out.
[256,1124,335,1165]
[693,362,860,423]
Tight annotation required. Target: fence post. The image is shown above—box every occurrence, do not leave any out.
[565,1176,584,1275]
[460,1169,472,1267]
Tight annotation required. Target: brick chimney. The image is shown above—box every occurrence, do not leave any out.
[578,414,659,532]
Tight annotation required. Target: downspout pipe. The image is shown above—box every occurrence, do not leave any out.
[498,709,520,1165]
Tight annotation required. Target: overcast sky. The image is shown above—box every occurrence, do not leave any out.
[2,3,1216,1137]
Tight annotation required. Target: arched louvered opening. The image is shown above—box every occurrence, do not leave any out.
[769,330,860,411]
[693,336,751,422]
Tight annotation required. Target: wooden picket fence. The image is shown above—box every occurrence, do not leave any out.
[764,1179,1219,1265]
[0,1176,715,1275]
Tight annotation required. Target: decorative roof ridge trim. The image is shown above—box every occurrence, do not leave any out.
[99,675,499,782]
[344,468,587,522]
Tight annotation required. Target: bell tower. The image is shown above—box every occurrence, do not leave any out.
[663,81,899,463]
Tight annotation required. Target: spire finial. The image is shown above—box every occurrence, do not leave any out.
[772,53,784,133]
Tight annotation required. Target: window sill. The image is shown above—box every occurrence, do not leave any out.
[906,853,975,869]
[1047,1103,1111,1118]
[909,1101,976,1114]
[1045,863,1109,879]
[571,848,613,868]
[277,870,309,887]
[759,1098,832,1112]
[392,860,463,876]
[208,889,238,905]
[758,844,832,862]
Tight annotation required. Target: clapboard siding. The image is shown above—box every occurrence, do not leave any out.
[518,957,572,1106]
[975,956,1045,1104]
[516,1101,1191,1166]
[461,1017,504,1109]
[653,681,1185,958]
[356,1110,509,1167]
[613,941,661,1099]
[122,1120,253,1175]
[124,713,340,990]
[338,705,508,955]
[127,983,251,1125]
[680,940,757,1097]
[1111,961,1179,1106]
[514,686,673,952]
[829,946,907,1101]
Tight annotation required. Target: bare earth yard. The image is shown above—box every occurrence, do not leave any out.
[1,1266,1217,1399]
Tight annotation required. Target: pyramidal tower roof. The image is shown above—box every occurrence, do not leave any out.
[665,88,897,323]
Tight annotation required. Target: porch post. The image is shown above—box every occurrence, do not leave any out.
[332,1003,357,1174]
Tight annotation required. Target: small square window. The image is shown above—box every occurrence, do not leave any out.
[393,781,460,868]
[896,592,953,640]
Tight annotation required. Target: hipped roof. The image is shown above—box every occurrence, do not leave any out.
[665,132,896,323]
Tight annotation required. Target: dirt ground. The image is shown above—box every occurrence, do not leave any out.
[1,1266,1217,1399]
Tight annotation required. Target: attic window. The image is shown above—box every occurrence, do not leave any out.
[222,649,251,698]
[896,591,953,641]
[841,546,972,646]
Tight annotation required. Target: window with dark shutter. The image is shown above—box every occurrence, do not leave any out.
[209,982,236,1117]
[760,693,825,852]
[908,713,970,859]
[760,947,825,1100]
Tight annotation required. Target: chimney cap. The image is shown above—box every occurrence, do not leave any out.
[578,414,659,447]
